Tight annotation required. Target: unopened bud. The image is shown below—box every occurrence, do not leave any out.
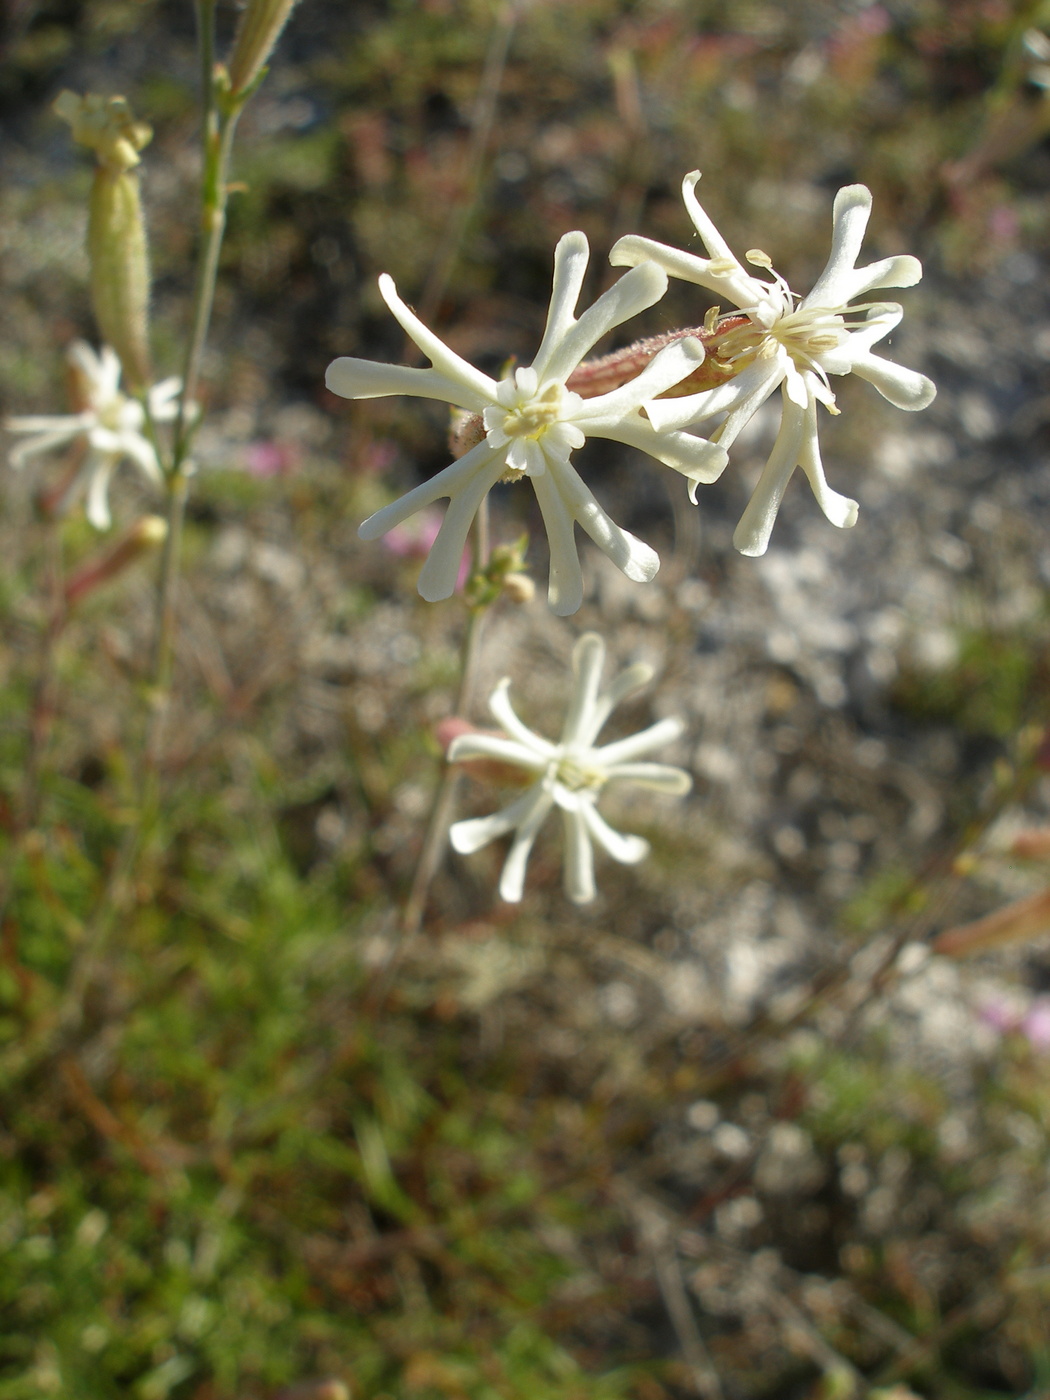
[64,515,167,607]
[227,0,301,96]
[501,572,535,604]
[56,92,152,390]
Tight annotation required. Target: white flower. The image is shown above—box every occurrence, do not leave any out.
[325,232,727,615]
[448,633,692,904]
[5,341,179,529]
[611,173,936,556]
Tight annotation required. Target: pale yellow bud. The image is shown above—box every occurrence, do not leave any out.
[227,0,301,96]
[56,93,153,390]
[501,572,535,604]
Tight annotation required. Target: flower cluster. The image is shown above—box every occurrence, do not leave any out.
[448,633,691,904]
[5,341,178,529]
[327,173,933,594]
[612,173,937,555]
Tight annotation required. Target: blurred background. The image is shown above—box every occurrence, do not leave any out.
[1,1,1050,1396]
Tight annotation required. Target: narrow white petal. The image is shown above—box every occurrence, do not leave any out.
[553,459,660,584]
[417,453,508,601]
[561,807,596,903]
[98,346,123,399]
[377,274,498,402]
[850,353,937,410]
[581,803,650,864]
[448,732,547,771]
[147,378,183,419]
[325,357,487,412]
[67,341,101,383]
[499,786,555,902]
[715,360,788,450]
[582,663,654,744]
[560,633,606,747]
[488,678,556,756]
[797,399,858,529]
[530,231,590,382]
[531,463,584,616]
[358,440,502,540]
[5,413,88,435]
[604,761,692,795]
[732,396,807,557]
[644,358,781,434]
[802,184,872,309]
[597,716,684,767]
[85,455,116,529]
[6,427,81,468]
[574,336,705,420]
[540,263,668,385]
[593,414,727,498]
[450,786,541,855]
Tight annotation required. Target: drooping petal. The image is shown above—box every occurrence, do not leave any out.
[560,632,606,747]
[450,786,542,855]
[732,395,807,557]
[85,454,116,529]
[560,806,596,904]
[448,731,548,772]
[802,184,872,309]
[377,274,498,403]
[597,716,685,767]
[325,357,487,413]
[592,415,727,500]
[531,464,584,616]
[539,263,668,385]
[849,353,937,410]
[530,231,590,383]
[604,761,693,795]
[488,678,556,757]
[358,439,502,540]
[552,459,661,585]
[581,802,650,864]
[498,784,556,902]
[797,396,858,529]
[417,453,508,601]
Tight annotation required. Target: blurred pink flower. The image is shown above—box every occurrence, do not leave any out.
[243,439,300,478]
[1022,997,1050,1051]
[383,508,470,589]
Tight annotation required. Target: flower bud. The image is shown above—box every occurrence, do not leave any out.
[55,91,153,390]
[501,572,535,604]
[64,515,167,607]
[227,0,300,96]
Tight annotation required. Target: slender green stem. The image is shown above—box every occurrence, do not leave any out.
[395,500,492,947]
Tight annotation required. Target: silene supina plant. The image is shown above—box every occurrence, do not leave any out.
[449,633,691,904]
[612,172,937,555]
[326,231,728,616]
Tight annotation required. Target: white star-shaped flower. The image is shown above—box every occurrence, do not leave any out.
[325,232,727,615]
[5,341,179,529]
[448,632,692,904]
[611,173,936,556]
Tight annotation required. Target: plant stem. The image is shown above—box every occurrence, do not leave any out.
[397,500,492,945]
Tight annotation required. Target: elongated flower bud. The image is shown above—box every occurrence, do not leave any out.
[64,515,168,607]
[227,0,300,96]
[54,91,153,391]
